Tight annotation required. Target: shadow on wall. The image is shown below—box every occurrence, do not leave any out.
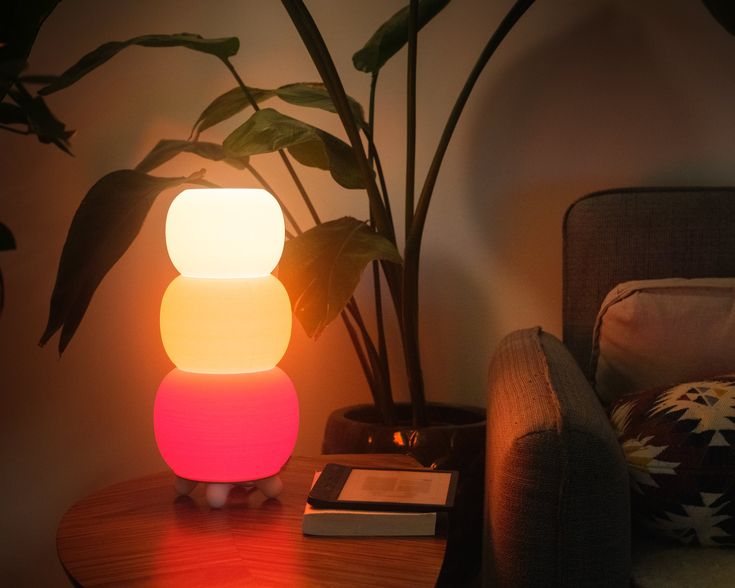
[419,253,499,407]
[463,1,735,332]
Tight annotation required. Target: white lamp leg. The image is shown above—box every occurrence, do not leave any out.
[206,483,234,508]
[255,474,283,498]
[174,476,198,496]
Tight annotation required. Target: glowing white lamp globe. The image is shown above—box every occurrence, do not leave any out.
[165,188,285,278]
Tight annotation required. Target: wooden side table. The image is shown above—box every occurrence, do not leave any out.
[57,454,447,587]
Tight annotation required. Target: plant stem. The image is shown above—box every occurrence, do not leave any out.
[402,0,536,427]
[409,0,536,253]
[223,53,390,417]
[347,299,395,424]
[221,57,321,225]
[364,73,394,231]
[366,72,394,421]
[0,124,30,135]
[371,144,393,228]
[281,0,404,357]
[405,0,418,238]
[245,162,302,235]
[279,0,394,246]
[367,74,378,167]
[340,312,377,398]
[371,261,389,372]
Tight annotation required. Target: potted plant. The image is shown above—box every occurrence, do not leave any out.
[26,3,516,579]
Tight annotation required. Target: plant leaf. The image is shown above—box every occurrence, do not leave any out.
[352,0,450,74]
[190,82,367,139]
[17,74,59,85]
[0,60,27,102]
[190,86,274,139]
[0,101,26,125]
[278,217,402,338]
[39,33,239,95]
[135,139,249,173]
[703,0,735,35]
[0,223,15,251]
[8,86,74,153]
[0,222,15,315]
[223,108,363,189]
[40,169,206,353]
[275,82,366,128]
[0,0,61,100]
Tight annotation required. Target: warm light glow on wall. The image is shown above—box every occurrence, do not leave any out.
[160,275,291,374]
[155,368,299,482]
[165,188,285,278]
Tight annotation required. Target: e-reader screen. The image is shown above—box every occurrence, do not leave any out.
[338,468,452,505]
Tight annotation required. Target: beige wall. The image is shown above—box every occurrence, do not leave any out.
[2,0,734,584]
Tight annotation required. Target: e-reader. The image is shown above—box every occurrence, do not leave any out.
[306,463,458,512]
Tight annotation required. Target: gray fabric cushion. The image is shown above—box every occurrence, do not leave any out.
[563,187,735,373]
[591,278,735,405]
[485,327,631,587]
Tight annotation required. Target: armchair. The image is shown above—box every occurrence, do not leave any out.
[483,187,735,587]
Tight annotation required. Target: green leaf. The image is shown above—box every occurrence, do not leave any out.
[40,169,206,353]
[223,108,363,189]
[0,222,15,314]
[0,222,15,251]
[703,0,735,35]
[190,82,366,139]
[39,33,240,95]
[0,101,26,125]
[0,60,26,102]
[135,139,249,173]
[352,0,450,74]
[8,86,74,153]
[190,86,274,139]
[275,82,366,128]
[0,0,61,100]
[17,74,59,85]
[278,217,402,338]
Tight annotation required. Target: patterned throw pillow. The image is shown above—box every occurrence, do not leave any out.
[609,376,735,547]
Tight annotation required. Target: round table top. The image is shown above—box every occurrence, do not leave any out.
[57,454,447,587]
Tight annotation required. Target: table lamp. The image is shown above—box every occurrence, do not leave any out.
[153,188,299,507]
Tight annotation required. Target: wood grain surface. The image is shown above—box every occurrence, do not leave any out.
[57,454,447,587]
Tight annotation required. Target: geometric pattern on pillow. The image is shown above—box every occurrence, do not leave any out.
[609,376,735,547]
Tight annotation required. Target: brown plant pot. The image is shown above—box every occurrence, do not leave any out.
[322,402,486,585]
[322,402,486,471]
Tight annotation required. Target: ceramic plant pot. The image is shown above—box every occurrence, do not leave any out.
[322,402,485,471]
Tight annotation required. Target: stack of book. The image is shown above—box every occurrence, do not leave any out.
[301,472,438,537]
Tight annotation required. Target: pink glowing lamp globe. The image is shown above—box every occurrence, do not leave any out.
[154,188,298,507]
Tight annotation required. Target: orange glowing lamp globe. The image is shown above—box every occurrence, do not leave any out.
[159,275,292,374]
[154,188,298,507]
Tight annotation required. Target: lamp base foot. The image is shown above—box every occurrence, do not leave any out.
[173,473,283,507]
[174,476,198,496]
[254,474,283,498]
[206,483,234,508]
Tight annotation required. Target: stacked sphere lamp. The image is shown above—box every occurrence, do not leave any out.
[154,188,298,507]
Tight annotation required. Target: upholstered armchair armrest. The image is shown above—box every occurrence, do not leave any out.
[484,327,630,587]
